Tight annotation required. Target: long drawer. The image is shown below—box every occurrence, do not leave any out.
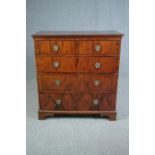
[39,93,115,111]
[36,56,118,73]
[38,74,117,92]
[35,40,119,56]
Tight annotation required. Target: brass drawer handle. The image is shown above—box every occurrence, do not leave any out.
[52,45,59,52]
[93,99,99,106]
[55,80,61,86]
[55,99,62,105]
[94,80,100,86]
[95,62,101,69]
[95,44,101,52]
[53,61,60,68]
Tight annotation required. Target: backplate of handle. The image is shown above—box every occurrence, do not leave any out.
[94,80,100,86]
[55,99,62,105]
[53,61,60,68]
[55,80,61,86]
[93,99,99,106]
[95,44,101,52]
[95,62,101,69]
[52,45,59,52]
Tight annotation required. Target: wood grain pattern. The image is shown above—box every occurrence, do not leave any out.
[35,40,76,55]
[50,40,76,55]
[38,74,117,92]
[77,74,117,92]
[38,74,76,91]
[36,56,118,73]
[35,40,49,54]
[78,57,118,73]
[79,40,119,55]
[36,56,77,73]
[40,93,76,111]
[39,93,115,111]
[77,93,115,111]
[32,31,123,121]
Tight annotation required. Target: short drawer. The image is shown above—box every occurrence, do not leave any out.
[39,93,76,111]
[78,57,118,73]
[36,56,77,73]
[77,93,115,111]
[35,40,76,55]
[49,40,76,55]
[79,40,119,55]
[35,40,49,54]
[38,74,76,91]
[78,75,117,92]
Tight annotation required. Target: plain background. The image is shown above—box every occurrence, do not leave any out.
[26,0,129,155]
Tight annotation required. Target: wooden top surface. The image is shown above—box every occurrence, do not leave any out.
[32,31,123,37]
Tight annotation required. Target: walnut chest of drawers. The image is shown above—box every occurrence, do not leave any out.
[32,31,123,120]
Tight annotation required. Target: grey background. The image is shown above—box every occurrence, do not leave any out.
[27,0,129,155]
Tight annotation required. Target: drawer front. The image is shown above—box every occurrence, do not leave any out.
[40,93,115,111]
[49,40,76,55]
[38,74,76,91]
[36,56,77,73]
[40,93,76,111]
[78,57,118,73]
[77,93,115,111]
[79,40,119,55]
[78,75,117,92]
[35,40,49,54]
[35,40,76,55]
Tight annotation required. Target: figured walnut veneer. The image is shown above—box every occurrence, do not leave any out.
[32,31,123,120]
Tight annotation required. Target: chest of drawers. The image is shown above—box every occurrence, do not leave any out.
[32,31,123,120]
